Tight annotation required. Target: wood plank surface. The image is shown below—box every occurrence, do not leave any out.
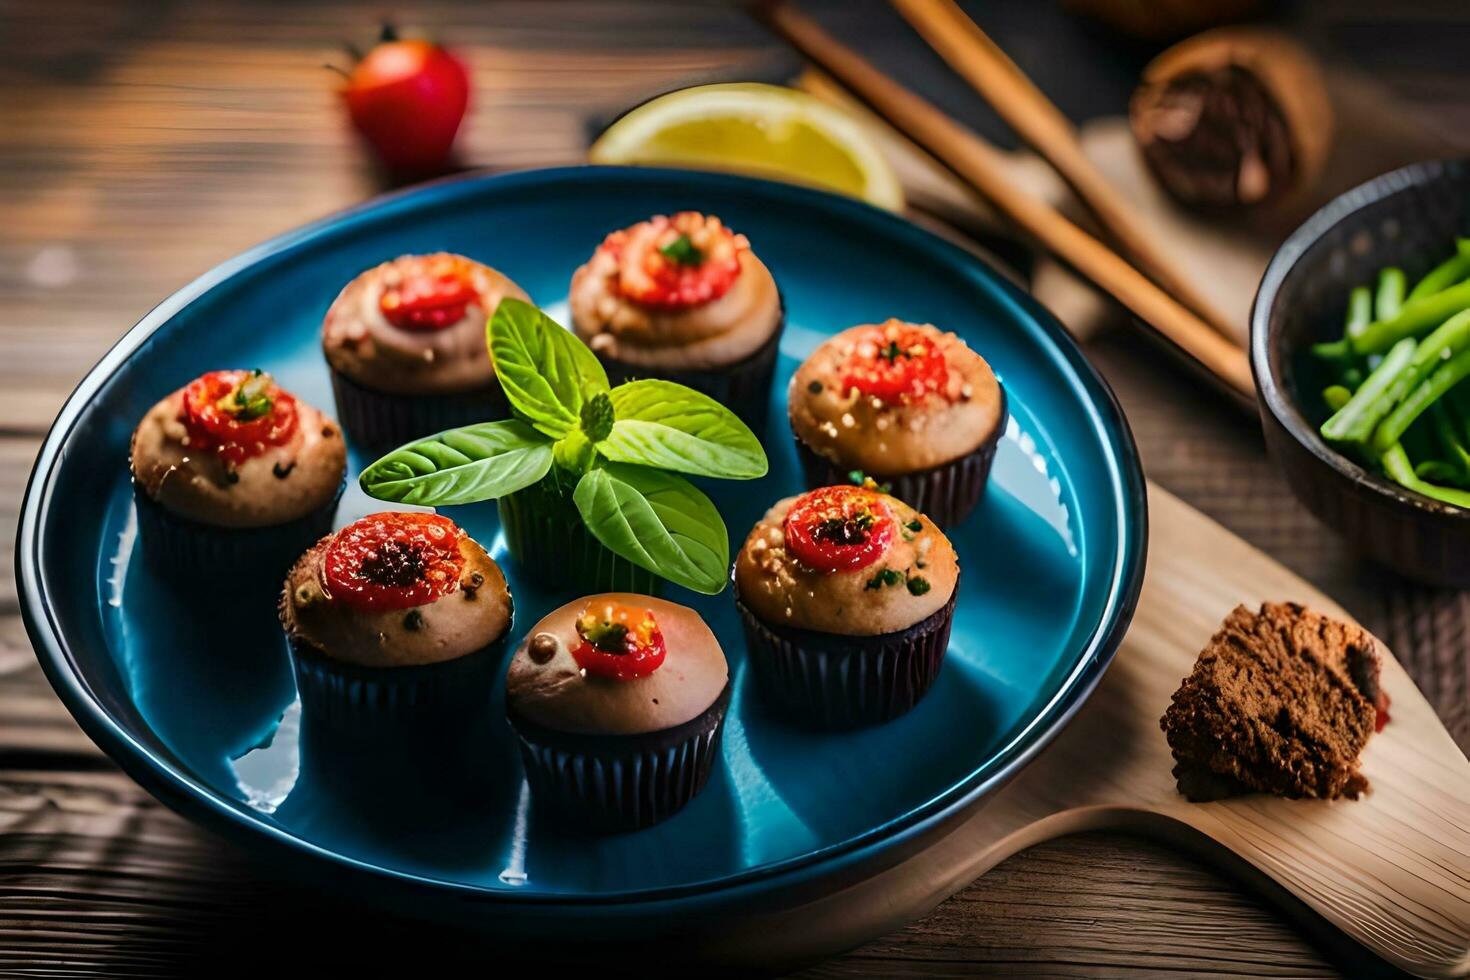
[3,1,1470,976]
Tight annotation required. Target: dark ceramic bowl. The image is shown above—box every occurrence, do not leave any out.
[1251,158,1470,585]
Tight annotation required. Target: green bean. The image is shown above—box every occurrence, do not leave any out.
[1321,337,1416,443]
[1352,279,1470,354]
[1322,385,1352,411]
[1348,285,1373,334]
[1311,285,1374,362]
[1362,308,1470,430]
[1374,267,1406,323]
[1415,459,1463,484]
[1407,248,1470,302]
[1372,346,1470,452]
[1379,442,1470,507]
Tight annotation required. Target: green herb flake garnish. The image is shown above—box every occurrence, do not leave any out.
[580,619,629,653]
[865,567,905,590]
[230,369,274,421]
[905,519,922,533]
[878,341,904,363]
[845,469,892,494]
[658,233,703,266]
[906,575,932,596]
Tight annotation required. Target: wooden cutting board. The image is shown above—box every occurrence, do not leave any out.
[716,483,1470,978]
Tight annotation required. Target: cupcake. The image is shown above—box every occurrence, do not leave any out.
[322,252,529,450]
[505,594,730,832]
[130,369,346,586]
[279,511,512,730]
[734,485,960,729]
[569,211,784,431]
[788,319,1007,527]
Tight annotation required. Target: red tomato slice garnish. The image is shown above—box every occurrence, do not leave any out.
[378,254,482,332]
[601,212,748,309]
[322,512,466,611]
[180,370,299,467]
[840,322,950,404]
[570,600,667,680]
[782,486,895,573]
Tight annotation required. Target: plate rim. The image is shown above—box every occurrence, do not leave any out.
[16,165,1147,909]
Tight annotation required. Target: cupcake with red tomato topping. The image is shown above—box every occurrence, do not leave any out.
[322,252,529,450]
[734,485,960,729]
[280,511,512,729]
[569,211,784,431]
[129,369,346,584]
[789,319,1007,527]
[505,594,730,831]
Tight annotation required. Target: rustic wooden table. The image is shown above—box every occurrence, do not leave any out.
[3,1,1468,976]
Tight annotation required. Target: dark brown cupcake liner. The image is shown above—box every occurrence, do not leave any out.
[497,478,663,595]
[288,633,506,735]
[792,386,1008,528]
[132,478,344,595]
[592,304,785,435]
[735,586,959,730]
[507,682,731,832]
[329,367,510,455]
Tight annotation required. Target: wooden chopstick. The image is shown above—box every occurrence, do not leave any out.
[889,0,1242,344]
[750,0,1255,400]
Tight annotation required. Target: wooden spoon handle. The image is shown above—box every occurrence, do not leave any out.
[889,0,1243,344]
[752,0,1256,400]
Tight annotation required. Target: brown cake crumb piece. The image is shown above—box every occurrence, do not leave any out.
[1160,602,1390,802]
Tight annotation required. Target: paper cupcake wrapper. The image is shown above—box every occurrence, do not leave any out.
[508,683,731,832]
[497,481,663,595]
[792,387,1008,528]
[592,306,785,435]
[133,478,343,595]
[289,635,505,735]
[736,588,958,730]
[329,367,510,454]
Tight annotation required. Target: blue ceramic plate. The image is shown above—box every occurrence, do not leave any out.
[18,167,1144,924]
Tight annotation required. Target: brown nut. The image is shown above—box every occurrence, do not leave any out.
[527,632,559,665]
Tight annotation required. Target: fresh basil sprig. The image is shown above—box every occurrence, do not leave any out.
[358,298,767,594]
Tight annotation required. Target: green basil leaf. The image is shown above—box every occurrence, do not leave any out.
[573,463,730,595]
[488,298,609,439]
[602,379,767,479]
[359,419,554,506]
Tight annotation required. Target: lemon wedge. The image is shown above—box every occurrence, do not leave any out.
[590,83,905,211]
